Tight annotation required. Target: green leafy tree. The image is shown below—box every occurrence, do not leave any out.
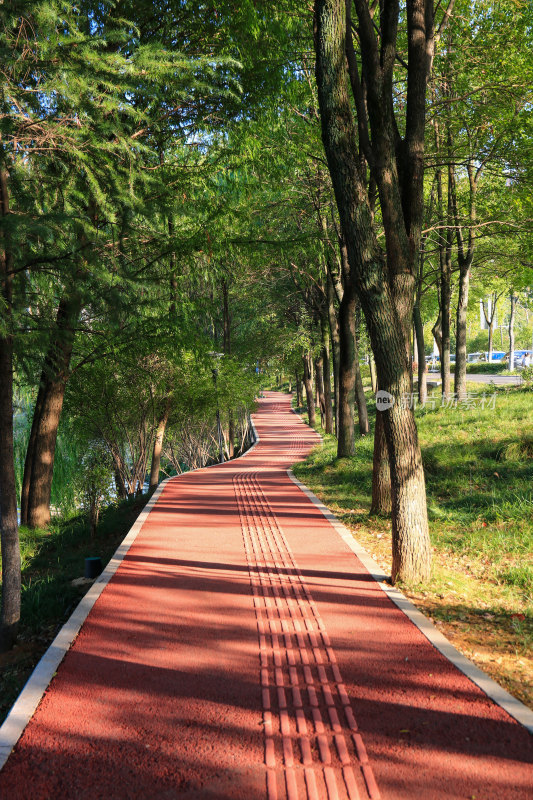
[77,442,116,540]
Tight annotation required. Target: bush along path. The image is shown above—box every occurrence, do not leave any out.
[0,393,531,799]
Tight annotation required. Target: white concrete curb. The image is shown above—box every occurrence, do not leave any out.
[0,475,171,770]
[286,468,533,735]
[0,413,260,772]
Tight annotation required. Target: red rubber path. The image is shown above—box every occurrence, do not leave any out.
[1,393,531,799]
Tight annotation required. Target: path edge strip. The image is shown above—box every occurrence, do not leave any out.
[0,475,174,770]
[0,411,261,771]
[286,468,533,736]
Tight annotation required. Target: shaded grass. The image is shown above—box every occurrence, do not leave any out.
[0,495,149,725]
[293,385,533,708]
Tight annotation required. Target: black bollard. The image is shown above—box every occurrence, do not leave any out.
[85,557,102,579]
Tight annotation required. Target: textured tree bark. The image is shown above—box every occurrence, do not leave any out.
[326,270,340,435]
[369,355,377,394]
[227,413,235,458]
[451,155,476,397]
[508,293,516,371]
[149,398,171,491]
[0,166,20,650]
[295,371,302,407]
[432,310,443,363]
[370,411,391,515]
[24,292,81,528]
[321,315,334,434]
[454,264,470,399]
[315,353,326,427]
[20,383,45,524]
[436,166,452,399]
[221,276,235,458]
[314,0,432,582]
[302,353,316,427]
[413,305,427,404]
[337,284,356,457]
[115,468,128,499]
[354,303,369,435]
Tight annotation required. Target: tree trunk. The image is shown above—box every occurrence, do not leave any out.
[314,0,431,582]
[413,304,427,404]
[326,269,340,435]
[149,399,171,491]
[90,506,99,540]
[370,411,391,515]
[302,353,316,427]
[337,284,356,457]
[169,218,178,317]
[0,166,20,650]
[434,99,451,399]
[295,371,302,407]
[369,354,377,394]
[20,382,45,524]
[23,292,81,528]
[221,276,235,458]
[454,264,471,400]
[115,468,128,499]
[508,293,516,371]
[440,217,452,399]
[315,353,326,427]
[228,412,235,458]
[354,303,369,435]
[321,315,334,434]
[432,311,443,363]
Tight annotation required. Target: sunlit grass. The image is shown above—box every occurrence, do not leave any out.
[293,385,533,707]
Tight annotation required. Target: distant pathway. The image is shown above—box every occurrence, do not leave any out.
[0,393,531,799]
[427,371,522,385]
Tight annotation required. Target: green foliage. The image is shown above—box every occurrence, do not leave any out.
[13,389,83,517]
[522,366,533,386]
[76,442,116,536]
[466,363,507,374]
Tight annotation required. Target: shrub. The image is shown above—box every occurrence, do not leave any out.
[77,442,115,538]
[466,362,506,374]
[522,365,533,386]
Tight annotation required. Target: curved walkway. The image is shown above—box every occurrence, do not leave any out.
[0,393,531,799]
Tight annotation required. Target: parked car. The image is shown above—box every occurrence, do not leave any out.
[467,351,506,363]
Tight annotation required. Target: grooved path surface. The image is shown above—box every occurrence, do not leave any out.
[0,393,531,799]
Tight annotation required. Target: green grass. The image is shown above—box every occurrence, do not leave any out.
[298,385,533,564]
[0,495,149,725]
[293,385,533,706]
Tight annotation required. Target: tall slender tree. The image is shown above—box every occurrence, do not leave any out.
[313,0,454,581]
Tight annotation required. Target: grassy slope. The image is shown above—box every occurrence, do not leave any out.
[293,385,533,709]
[0,495,149,725]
